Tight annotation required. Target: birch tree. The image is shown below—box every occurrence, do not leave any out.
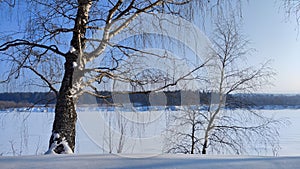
[0,0,242,154]
[283,0,300,24]
[165,17,283,155]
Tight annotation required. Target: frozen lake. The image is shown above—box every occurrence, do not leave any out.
[0,108,299,156]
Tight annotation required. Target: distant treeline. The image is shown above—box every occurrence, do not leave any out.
[0,91,300,109]
[0,92,56,109]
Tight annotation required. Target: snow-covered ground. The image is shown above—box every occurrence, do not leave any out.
[1,154,300,169]
[1,108,300,156]
[1,108,300,168]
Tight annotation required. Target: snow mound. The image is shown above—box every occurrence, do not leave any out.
[0,154,299,169]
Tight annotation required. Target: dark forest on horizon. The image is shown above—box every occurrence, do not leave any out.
[1,91,300,109]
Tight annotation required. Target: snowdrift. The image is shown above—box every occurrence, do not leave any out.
[0,154,299,169]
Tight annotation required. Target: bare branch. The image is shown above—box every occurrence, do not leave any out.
[0,39,66,57]
[23,66,58,96]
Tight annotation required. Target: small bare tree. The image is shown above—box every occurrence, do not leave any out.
[102,110,128,154]
[165,107,205,154]
[165,17,284,155]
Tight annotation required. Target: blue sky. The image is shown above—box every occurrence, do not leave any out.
[242,0,300,93]
[0,0,300,94]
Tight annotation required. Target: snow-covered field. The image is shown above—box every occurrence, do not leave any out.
[1,108,300,156]
[1,108,300,168]
[1,154,300,169]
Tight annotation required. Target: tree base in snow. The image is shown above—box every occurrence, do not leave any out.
[45,132,73,155]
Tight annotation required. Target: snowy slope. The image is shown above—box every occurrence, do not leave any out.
[0,154,299,169]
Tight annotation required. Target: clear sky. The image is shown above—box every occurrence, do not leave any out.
[0,0,300,94]
[242,0,300,93]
